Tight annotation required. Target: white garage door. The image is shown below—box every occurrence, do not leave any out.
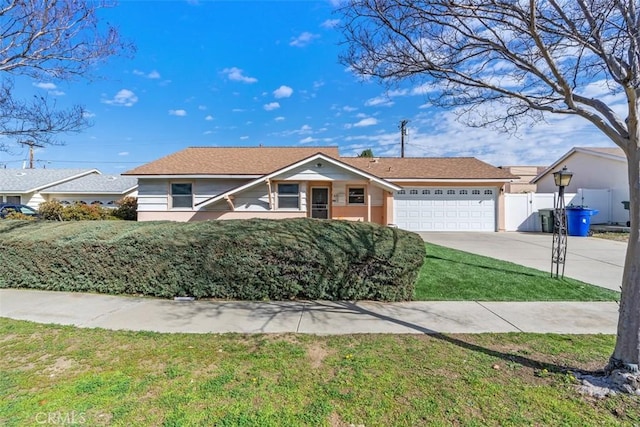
[394,187,496,232]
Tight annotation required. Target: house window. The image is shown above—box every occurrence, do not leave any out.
[422,189,430,195]
[435,189,443,195]
[410,189,418,195]
[6,196,20,204]
[397,190,405,195]
[472,189,481,195]
[484,189,493,195]
[460,189,468,195]
[171,183,193,208]
[348,187,365,204]
[447,189,456,195]
[277,183,299,209]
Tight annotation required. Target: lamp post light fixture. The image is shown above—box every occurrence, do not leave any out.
[551,166,573,278]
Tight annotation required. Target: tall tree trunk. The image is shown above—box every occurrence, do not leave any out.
[610,144,640,371]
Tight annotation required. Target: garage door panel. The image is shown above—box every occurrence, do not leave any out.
[395,187,496,232]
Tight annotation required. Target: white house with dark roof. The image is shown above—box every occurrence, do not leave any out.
[0,169,138,208]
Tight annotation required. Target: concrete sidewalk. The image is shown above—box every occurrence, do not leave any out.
[0,289,618,335]
[419,232,626,291]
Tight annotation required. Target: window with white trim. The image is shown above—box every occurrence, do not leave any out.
[171,183,193,208]
[460,189,468,195]
[397,190,405,195]
[410,189,418,195]
[277,183,300,209]
[472,189,481,195]
[484,189,493,195]
[348,187,365,204]
[447,189,455,195]
[435,189,443,195]
[422,189,430,195]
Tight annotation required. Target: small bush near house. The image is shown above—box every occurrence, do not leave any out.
[112,196,137,220]
[3,211,36,221]
[0,218,425,301]
[38,200,65,220]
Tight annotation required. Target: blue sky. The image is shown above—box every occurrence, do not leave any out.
[1,0,617,174]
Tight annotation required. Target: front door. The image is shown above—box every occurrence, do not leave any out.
[311,188,329,219]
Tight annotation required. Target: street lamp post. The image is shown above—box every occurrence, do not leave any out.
[551,166,573,278]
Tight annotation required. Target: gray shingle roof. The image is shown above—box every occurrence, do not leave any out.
[0,169,98,193]
[42,174,138,194]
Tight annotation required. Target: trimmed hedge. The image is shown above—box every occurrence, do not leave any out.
[0,219,425,301]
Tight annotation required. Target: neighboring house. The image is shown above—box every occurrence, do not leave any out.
[499,166,547,193]
[123,146,516,232]
[0,169,138,208]
[532,146,629,224]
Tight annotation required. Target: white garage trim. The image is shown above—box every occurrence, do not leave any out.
[394,187,497,232]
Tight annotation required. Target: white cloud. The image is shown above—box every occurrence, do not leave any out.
[313,80,325,89]
[133,69,161,79]
[321,19,340,28]
[290,32,319,47]
[232,108,245,112]
[365,96,394,107]
[49,90,65,96]
[118,151,129,156]
[354,117,378,127]
[205,115,214,121]
[169,109,187,116]
[273,85,293,99]
[203,130,213,135]
[274,116,285,121]
[300,136,317,143]
[198,105,207,110]
[222,67,258,83]
[264,102,280,111]
[240,136,249,140]
[343,106,358,112]
[102,89,138,107]
[82,111,96,118]
[33,82,57,90]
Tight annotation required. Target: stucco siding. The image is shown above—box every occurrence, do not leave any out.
[537,152,628,193]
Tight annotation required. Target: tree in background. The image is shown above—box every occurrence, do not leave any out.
[339,0,640,382]
[0,0,132,151]
[358,148,375,158]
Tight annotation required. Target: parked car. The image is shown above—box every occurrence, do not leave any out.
[0,203,39,218]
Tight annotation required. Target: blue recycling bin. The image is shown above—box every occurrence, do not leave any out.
[565,207,599,236]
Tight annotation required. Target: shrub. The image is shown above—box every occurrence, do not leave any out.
[0,219,425,301]
[3,211,36,221]
[38,200,65,220]
[60,202,110,221]
[112,197,137,221]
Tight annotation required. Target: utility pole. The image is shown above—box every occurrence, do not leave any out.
[18,140,44,169]
[399,120,409,158]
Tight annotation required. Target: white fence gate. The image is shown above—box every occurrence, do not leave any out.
[505,189,613,231]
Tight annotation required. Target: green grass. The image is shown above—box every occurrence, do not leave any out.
[1,318,638,426]
[414,243,620,301]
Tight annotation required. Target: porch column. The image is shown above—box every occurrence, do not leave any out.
[367,182,371,222]
[384,190,394,225]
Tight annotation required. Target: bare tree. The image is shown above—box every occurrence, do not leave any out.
[339,0,640,374]
[0,0,131,151]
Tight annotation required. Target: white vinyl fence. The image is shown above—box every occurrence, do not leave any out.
[505,189,613,232]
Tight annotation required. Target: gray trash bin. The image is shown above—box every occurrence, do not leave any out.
[539,209,555,233]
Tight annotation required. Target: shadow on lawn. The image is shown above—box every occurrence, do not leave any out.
[425,254,542,279]
[160,298,590,375]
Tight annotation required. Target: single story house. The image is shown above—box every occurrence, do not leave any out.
[123,146,517,232]
[532,146,629,224]
[0,168,138,208]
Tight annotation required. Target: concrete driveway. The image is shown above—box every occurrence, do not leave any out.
[418,232,626,292]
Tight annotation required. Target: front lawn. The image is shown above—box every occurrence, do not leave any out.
[1,318,638,426]
[415,243,620,301]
